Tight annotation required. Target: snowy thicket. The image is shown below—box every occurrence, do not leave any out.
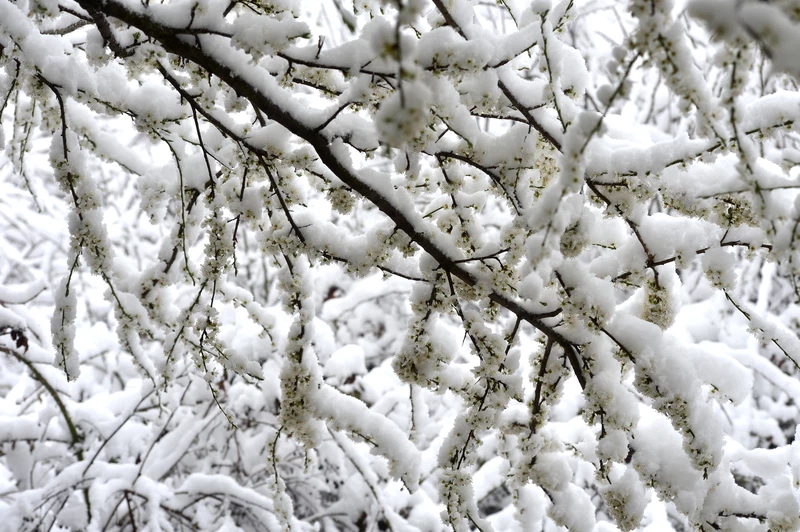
[2,0,800,530]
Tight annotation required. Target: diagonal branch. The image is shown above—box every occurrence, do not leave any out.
[77,0,583,386]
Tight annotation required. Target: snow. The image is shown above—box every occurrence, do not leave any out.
[231,12,310,56]
[314,383,421,490]
[741,3,800,79]
[375,80,432,148]
[416,26,491,72]
[323,343,367,379]
[600,468,648,532]
[2,0,800,530]
[549,484,596,532]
